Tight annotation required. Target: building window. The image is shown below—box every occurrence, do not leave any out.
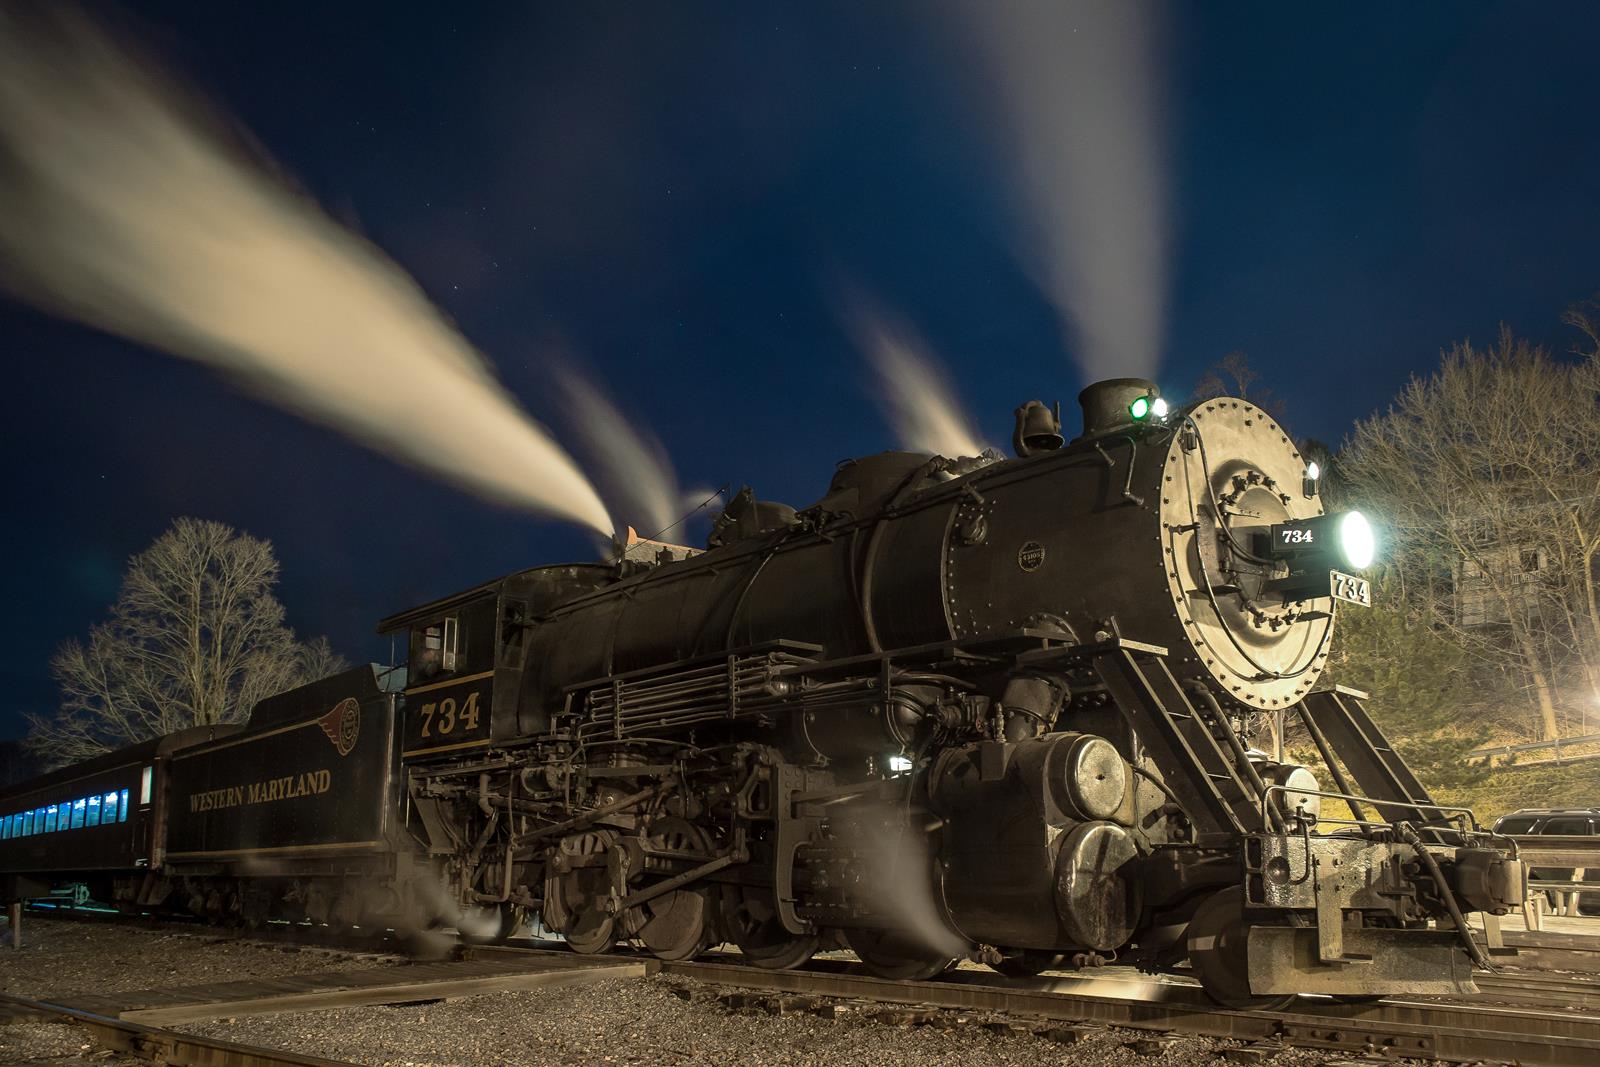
[1520,548,1544,573]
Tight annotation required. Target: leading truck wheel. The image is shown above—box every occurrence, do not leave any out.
[1185,888,1297,1012]
[718,884,818,970]
[844,927,958,981]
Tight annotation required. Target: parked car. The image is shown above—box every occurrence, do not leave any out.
[1491,808,1600,913]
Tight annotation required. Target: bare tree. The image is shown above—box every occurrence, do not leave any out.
[1193,351,1288,422]
[26,518,349,767]
[294,636,349,685]
[1341,326,1600,740]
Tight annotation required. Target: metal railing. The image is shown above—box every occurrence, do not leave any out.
[1468,732,1600,766]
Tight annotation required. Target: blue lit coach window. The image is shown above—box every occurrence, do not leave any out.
[119,789,130,821]
[45,805,58,832]
[104,791,119,824]
[1,814,10,838]
[87,794,101,827]
[71,798,86,829]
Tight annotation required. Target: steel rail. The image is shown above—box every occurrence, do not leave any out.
[0,993,359,1067]
[645,959,1600,1066]
[19,910,1600,1065]
[464,942,1600,1066]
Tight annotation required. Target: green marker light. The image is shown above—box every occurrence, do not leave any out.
[1129,396,1151,420]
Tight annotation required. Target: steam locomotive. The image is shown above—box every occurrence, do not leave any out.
[0,379,1526,1008]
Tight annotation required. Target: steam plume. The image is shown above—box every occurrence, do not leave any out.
[553,365,705,539]
[957,1,1169,379]
[839,806,968,960]
[0,8,611,534]
[846,300,986,458]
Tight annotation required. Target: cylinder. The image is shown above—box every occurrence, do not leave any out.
[926,732,1136,950]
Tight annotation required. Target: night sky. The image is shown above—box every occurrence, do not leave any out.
[4,2,1599,740]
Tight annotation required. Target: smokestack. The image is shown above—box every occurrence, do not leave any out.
[1076,378,1159,439]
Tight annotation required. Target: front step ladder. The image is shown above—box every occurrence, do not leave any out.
[1092,644,1276,845]
[1298,686,1451,835]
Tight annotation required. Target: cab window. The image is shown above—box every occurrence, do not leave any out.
[415,616,460,680]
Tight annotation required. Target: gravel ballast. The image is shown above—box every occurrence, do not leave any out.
[176,973,1388,1067]
[0,914,395,1001]
[4,915,1419,1066]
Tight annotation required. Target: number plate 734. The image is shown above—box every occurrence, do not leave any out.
[1331,570,1371,607]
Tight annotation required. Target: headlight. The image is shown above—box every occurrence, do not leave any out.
[1338,510,1376,569]
[1266,510,1379,572]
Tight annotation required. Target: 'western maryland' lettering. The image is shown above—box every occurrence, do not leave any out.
[187,770,333,814]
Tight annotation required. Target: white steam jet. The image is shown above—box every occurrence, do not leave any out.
[0,8,611,535]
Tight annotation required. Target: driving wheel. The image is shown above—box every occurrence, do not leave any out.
[457,902,524,946]
[547,829,619,955]
[631,817,713,961]
[718,884,818,969]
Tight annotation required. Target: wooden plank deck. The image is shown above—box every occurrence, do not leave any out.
[54,954,651,1026]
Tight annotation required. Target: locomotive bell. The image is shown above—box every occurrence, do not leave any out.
[1012,400,1064,457]
[1076,378,1161,439]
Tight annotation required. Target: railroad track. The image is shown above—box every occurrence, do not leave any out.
[1,993,358,1067]
[466,943,1600,1067]
[17,910,1600,1066]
